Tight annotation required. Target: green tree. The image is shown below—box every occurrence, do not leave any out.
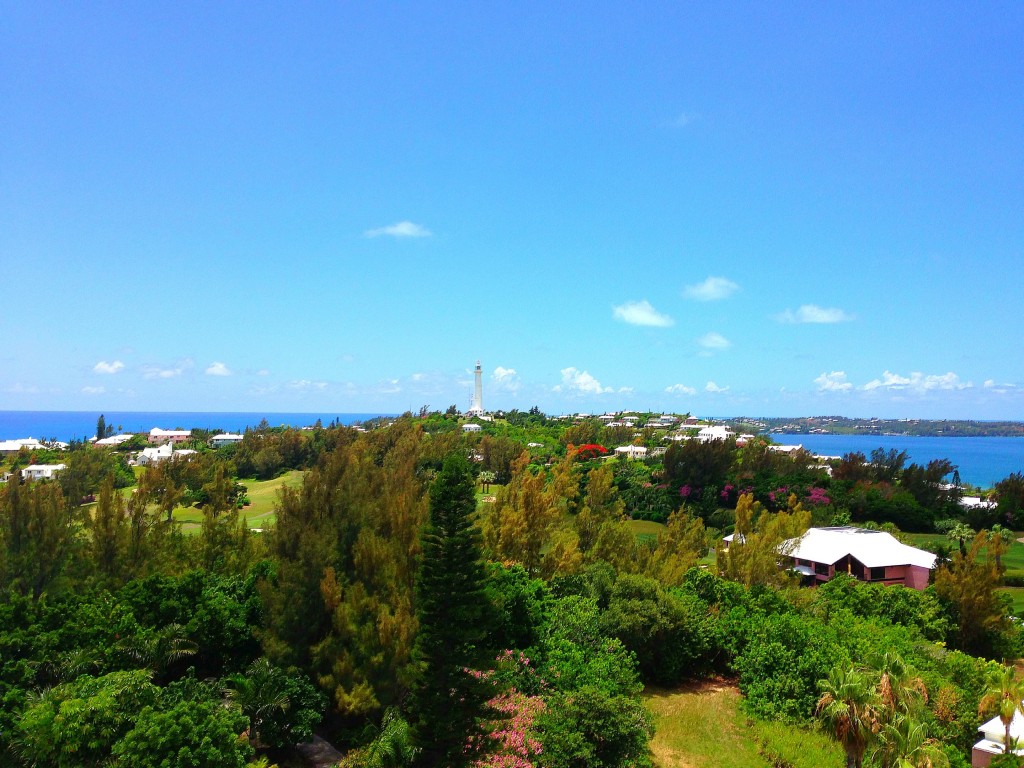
[816,665,878,768]
[90,476,128,581]
[15,670,158,768]
[0,472,76,598]
[537,685,654,768]
[409,453,494,768]
[111,698,252,768]
[224,658,324,749]
[934,532,1010,657]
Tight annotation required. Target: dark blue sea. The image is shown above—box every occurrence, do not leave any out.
[0,411,394,443]
[771,434,1024,490]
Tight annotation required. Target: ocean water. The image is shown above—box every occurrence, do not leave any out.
[0,411,394,443]
[771,434,1024,490]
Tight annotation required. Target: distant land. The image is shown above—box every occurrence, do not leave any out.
[721,416,1024,438]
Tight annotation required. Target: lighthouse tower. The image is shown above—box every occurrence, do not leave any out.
[468,361,484,416]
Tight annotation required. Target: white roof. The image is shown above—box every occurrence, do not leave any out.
[979,709,1024,744]
[0,438,45,451]
[784,527,937,570]
[95,434,134,446]
[210,433,244,440]
[23,463,66,471]
[149,428,191,437]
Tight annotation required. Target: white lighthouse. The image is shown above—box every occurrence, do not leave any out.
[468,360,484,416]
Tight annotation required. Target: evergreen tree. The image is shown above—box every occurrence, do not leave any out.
[409,453,493,768]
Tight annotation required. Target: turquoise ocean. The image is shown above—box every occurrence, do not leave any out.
[771,434,1024,490]
[0,411,392,444]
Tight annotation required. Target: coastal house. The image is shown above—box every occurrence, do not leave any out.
[973,709,1024,767]
[782,527,936,590]
[148,428,192,445]
[697,425,734,442]
[613,445,648,459]
[462,423,482,433]
[93,434,134,448]
[209,433,244,448]
[0,438,45,455]
[137,445,197,465]
[21,464,67,481]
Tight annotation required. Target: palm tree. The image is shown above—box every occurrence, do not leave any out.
[817,665,879,768]
[872,652,928,718]
[989,524,1016,573]
[979,665,1024,754]
[872,713,950,768]
[224,658,290,749]
[362,708,417,768]
[119,623,197,679]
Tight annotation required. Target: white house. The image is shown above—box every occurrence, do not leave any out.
[973,709,1024,766]
[137,445,197,465]
[697,425,735,442]
[0,438,46,455]
[462,423,483,433]
[94,434,134,448]
[21,464,66,481]
[614,445,648,459]
[209,433,244,448]
[782,527,937,590]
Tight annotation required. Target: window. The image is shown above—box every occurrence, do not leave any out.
[815,562,830,576]
[870,567,886,581]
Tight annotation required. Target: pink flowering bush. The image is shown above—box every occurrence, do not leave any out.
[805,486,831,506]
[470,651,547,768]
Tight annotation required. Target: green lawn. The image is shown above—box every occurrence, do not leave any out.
[907,532,1024,578]
[171,470,305,533]
[999,587,1024,617]
[644,683,842,768]
[629,519,666,543]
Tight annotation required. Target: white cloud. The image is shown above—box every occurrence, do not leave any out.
[698,332,731,350]
[984,379,1019,393]
[142,360,191,380]
[205,362,231,377]
[776,305,853,324]
[665,384,697,396]
[287,379,328,391]
[814,371,853,392]
[617,386,634,394]
[612,300,674,327]
[554,367,613,396]
[93,360,124,374]
[492,366,521,393]
[670,111,697,128]
[364,220,432,238]
[705,381,730,393]
[863,370,972,392]
[81,386,105,395]
[683,276,739,301]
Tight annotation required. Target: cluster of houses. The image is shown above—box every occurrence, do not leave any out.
[0,428,248,480]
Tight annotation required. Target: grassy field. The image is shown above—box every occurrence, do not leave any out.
[907,532,1024,575]
[644,682,842,768]
[172,470,305,533]
[629,519,666,542]
[999,587,1024,616]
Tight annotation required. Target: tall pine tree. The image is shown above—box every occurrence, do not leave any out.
[409,452,493,768]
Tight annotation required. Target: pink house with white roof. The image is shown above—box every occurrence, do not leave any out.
[782,526,936,591]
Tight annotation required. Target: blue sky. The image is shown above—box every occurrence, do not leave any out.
[2,2,1022,418]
